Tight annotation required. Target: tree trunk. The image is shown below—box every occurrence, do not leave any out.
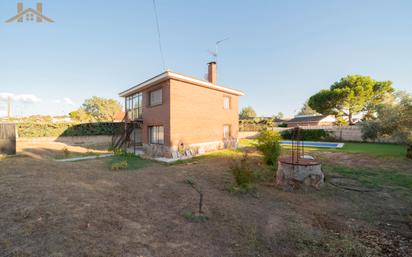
[348,112,353,125]
[407,144,412,159]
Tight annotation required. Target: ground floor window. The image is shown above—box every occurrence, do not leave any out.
[149,126,164,145]
[223,125,231,139]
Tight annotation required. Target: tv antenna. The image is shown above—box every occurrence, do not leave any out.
[208,37,230,62]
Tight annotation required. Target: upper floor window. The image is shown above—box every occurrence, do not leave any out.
[223,96,231,109]
[125,92,142,120]
[150,88,163,106]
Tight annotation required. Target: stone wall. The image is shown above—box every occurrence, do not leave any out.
[239,126,396,143]
[0,123,16,155]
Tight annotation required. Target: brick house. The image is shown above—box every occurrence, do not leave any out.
[117,62,244,158]
[286,115,336,127]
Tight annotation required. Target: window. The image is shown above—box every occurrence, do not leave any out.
[125,92,142,120]
[133,93,143,119]
[223,96,231,109]
[150,88,162,106]
[223,125,231,139]
[149,126,164,144]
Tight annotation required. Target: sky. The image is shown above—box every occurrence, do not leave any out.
[0,0,411,117]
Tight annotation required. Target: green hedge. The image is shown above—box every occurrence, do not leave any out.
[18,122,121,137]
[281,129,329,141]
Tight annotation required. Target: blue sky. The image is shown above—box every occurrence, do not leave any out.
[0,0,411,117]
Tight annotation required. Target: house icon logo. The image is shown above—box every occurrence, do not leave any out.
[5,1,54,23]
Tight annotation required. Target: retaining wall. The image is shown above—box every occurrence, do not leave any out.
[0,123,17,155]
[17,135,112,146]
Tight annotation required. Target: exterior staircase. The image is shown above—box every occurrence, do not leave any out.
[112,112,143,152]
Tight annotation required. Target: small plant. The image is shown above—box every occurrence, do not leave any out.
[111,160,128,171]
[231,153,254,186]
[184,178,207,221]
[183,211,209,222]
[113,148,127,156]
[255,129,281,168]
[229,153,259,194]
[184,179,204,213]
[62,146,70,157]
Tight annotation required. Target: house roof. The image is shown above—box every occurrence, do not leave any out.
[119,70,245,97]
[5,8,54,23]
[287,115,334,123]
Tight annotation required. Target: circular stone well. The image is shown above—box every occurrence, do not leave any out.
[276,156,324,190]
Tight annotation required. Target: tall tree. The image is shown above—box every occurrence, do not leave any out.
[273,112,284,120]
[70,96,122,122]
[308,75,394,124]
[298,101,318,115]
[239,106,257,119]
[361,91,412,158]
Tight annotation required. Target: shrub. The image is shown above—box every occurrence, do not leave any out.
[110,160,128,171]
[281,129,329,141]
[183,211,208,222]
[231,153,255,187]
[17,122,122,138]
[255,129,281,167]
[360,121,381,142]
[62,146,70,157]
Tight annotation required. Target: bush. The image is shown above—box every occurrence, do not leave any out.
[360,121,381,141]
[62,147,70,157]
[255,129,281,167]
[110,160,128,171]
[281,129,329,141]
[17,122,121,137]
[231,153,255,187]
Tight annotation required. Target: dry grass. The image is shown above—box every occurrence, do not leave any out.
[0,142,411,256]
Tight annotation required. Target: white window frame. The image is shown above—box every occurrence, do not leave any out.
[149,126,164,145]
[223,96,231,110]
[149,88,163,106]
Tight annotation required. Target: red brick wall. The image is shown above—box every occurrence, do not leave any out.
[140,80,171,145]
[169,78,239,147]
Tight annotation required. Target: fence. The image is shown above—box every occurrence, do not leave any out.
[0,123,17,155]
[238,126,396,143]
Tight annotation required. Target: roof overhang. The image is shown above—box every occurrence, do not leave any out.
[119,71,245,97]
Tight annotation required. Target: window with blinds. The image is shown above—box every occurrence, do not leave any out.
[149,126,164,145]
[150,88,163,106]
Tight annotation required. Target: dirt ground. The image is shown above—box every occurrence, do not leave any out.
[16,141,109,160]
[0,143,411,257]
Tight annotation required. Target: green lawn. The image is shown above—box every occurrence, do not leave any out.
[109,154,153,170]
[317,142,407,158]
[173,149,244,164]
[327,165,412,190]
[239,139,407,158]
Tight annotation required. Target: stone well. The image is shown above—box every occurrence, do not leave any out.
[276,156,324,191]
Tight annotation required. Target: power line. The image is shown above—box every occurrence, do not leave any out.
[152,0,166,70]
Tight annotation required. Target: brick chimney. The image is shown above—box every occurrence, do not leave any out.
[17,2,23,22]
[207,62,217,84]
[36,2,43,22]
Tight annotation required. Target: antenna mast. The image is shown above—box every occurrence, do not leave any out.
[208,37,230,63]
[7,96,12,118]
